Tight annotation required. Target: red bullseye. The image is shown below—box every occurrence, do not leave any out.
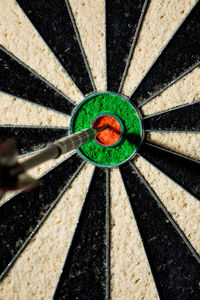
[91,114,123,147]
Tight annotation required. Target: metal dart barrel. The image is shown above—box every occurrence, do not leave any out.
[12,128,96,176]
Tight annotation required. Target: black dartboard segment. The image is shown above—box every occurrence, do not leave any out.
[144,100,200,132]
[54,167,108,300]
[139,142,200,200]
[0,153,84,280]
[16,0,94,95]
[0,47,74,115]
[106,0,148,92]
[0,126,68,155]
[120,162,200,299]
[131,1,200,106]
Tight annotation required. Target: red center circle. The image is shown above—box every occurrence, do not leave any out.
[92,114,122,147]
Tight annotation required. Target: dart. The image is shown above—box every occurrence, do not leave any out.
[0,126,110,192]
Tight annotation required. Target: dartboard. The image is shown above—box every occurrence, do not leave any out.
[0,0,200,299]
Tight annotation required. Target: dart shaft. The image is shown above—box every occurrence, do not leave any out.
[54,128,95,156]
[11,128,95,176]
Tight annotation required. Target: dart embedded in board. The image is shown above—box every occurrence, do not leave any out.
[0,92,143,193]
[0,125,106,192]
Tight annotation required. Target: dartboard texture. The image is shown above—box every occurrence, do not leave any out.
[0,0,200,299]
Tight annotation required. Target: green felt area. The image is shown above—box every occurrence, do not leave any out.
[70,92,143,167]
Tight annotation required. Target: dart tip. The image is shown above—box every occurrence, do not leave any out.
[95,124,110,132]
